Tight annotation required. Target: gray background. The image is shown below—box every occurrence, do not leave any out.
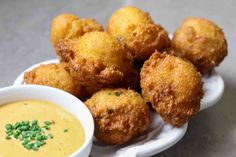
[0,0,235,156]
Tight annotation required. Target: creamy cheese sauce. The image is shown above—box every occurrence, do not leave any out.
[0,100,85,157]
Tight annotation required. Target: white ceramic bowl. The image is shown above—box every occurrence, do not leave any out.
[0,85,94,157]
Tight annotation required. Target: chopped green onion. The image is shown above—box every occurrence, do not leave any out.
[44,121,52,125]
[48,133,53,139]
[5,136,11,140]
[115,91,122,96]
[5,124,13,130]
[42,125,50,130]
[4,120,54,151]
[31,120,38,126]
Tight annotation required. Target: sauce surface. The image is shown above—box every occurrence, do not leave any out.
[0,100,85,157]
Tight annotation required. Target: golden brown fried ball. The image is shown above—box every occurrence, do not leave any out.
[140,52,203,127]
[24,63,86,100]
[50,13,103,48]
[85,88,151,145]
[107,6,170,61]
[172,17,227,74]
[56,31,134,89]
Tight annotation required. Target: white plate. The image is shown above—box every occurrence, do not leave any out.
[13,59,224,157]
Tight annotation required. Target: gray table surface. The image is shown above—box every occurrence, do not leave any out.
[0,0,235,156]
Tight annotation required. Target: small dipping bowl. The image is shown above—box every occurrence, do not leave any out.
[0,85,94,157]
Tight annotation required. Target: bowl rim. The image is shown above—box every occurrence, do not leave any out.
[0,85,94,156]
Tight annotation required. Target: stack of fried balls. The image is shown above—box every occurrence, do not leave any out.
[24,6,227,145]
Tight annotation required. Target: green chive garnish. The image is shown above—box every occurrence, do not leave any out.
[31,120,38,126]
[42,125,50,130]
[5,136,11,140]
[5,124,13,130]
[44,121,52,125]
[48,133,53,139]
[115,91,122,96]
[4,120,54,151]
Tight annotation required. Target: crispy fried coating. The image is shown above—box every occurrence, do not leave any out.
[107,6,170,61]
[50,13,103,53]
[85,88,151,145]
[24,63,86,100]
[172,17,227,74]
[140,52,203,127]
[55,38,80,63]
[56,31,134,89]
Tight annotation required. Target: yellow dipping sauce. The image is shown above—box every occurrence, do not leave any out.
[0,100,85,157]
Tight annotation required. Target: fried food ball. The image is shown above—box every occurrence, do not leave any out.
[172,17,228,74]
[50,13,103,48]
[56,31,134,89]
[107,6,170,61]
[24,63,86,100]
[140,52,203,127]
[85,88,151,145]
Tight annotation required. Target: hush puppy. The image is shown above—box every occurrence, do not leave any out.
[107,6,170,61]
[85,88,151,145]
[140,52,203,127]
[172,17,227,74]
[56,31,134,89]
[51,13,103,53]
[24,63,86,100]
